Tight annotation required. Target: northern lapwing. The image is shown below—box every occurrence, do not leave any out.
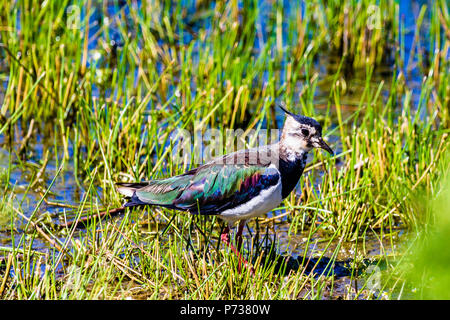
[116,106,333,272]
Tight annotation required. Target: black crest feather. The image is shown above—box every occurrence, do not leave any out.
[278,102,295,117]
[278,102,323,135]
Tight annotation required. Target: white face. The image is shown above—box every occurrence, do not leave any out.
[281,115,333,156]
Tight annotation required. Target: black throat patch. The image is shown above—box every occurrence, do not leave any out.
[278,153,308,199]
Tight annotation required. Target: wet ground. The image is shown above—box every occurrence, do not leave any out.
[0,0,434,298]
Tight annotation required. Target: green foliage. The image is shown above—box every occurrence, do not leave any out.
[0,0,448,299]
[403,153,450,299]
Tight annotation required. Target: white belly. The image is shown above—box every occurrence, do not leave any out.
[219,177,283,225]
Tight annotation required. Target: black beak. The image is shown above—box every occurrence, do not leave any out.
[316,137,334,155]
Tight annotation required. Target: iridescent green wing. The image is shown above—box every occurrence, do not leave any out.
[130,163,280,215]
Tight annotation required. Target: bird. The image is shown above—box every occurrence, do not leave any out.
[116,105,333,272]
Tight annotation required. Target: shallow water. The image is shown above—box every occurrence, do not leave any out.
[0,0,435,293]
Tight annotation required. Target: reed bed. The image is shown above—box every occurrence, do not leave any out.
[0,0,448,299]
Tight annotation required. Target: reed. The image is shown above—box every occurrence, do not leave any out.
[0,0,448,299]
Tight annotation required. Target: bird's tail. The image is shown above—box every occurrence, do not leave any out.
[116,182,150,197]
[116,182,152,207]
[116,176,191,208]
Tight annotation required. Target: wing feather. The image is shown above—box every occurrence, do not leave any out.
[118,163,280,215]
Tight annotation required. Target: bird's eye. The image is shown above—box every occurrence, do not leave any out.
[301,129,309,136]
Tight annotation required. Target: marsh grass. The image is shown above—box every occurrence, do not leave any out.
[0,0,449,299]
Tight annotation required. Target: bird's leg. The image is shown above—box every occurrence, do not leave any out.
[235,220,247,252]
[220,225,232,245]
[220,224,254,274]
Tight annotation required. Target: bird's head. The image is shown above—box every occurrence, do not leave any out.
[279,105,334,156]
